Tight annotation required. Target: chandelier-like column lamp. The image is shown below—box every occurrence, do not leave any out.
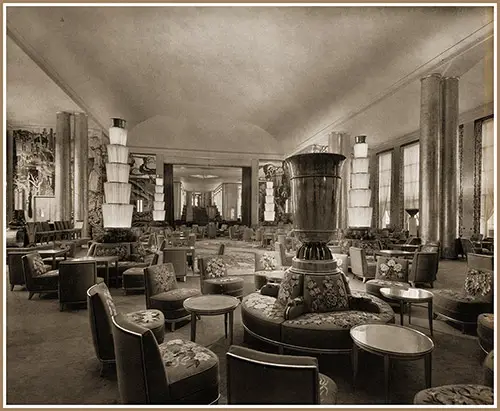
[153,176,166,221]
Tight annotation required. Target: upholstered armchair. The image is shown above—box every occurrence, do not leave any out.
[365,257,410,300]
[460,238,492,260]
[198,256,245,299]
[122,252,161,295]
[433,253,494,332]
[59,260,104,311]
[144,263,201,331]
[408,252,439,288]
[162,248,188,281]
[22,252,59,300]
[111,313,220,404]
[87,282,165,376]
[349,247,376,283]
[7,250,32,290]
[275,242,293,268]
[226,345,337,404]
[253,249,280,290]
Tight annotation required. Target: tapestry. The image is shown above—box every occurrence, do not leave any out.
[88,130,107,240]
[129,153,156,212]
[129,153,156,178]
[258,160,291,224]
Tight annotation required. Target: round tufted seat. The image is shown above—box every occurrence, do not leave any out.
[477,313,494,352]
[122,266,145,294]
[126,309,165,343]
[433,289,493,325]
[413,384,494,405]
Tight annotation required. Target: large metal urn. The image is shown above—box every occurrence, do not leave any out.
[284,153,346,262]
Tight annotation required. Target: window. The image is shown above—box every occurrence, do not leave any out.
[212,185,223,218]
[378,151,392,228]
[403,143,420,228]
[480,118,494,236]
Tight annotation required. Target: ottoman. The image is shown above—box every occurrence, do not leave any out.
[483,350,494,388]
[122,266,145,294]
[413,384,494,405]
[477,313,494,353]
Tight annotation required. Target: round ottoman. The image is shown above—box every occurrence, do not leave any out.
[122,266,146,294]
[483,350,494,388]
[413,384,494,405]
[477,313,494,353]
[126,309,165,344]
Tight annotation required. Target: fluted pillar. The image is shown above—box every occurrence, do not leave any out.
[440,77,459,258]
[251,159,259,226]
[328,132,350,230]
[73,113,89,236]
[55,112,72,221]
[419,74,442,244]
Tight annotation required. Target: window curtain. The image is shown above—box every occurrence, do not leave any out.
[403,143,420,227]
[481,118,494,236]
[378,151,392,228]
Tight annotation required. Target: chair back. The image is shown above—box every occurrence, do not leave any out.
[22,252,49,290]
[111,313,169,404]
[187,233,196,246]
[162,249,187,278]
[198,256,228,293]
[144,263,177,308]
[274,242,291,268]
[7,250,30,288]
[59,260,98,305]
[86,282,118,363]
[406,237,421,246]
[349,247,368,277]
[467,253,494,271]
[226,345,320,404]
[409,252,438,284]
[254,249,279,271]
[375,256,409,282]
[464,253,494,299]
[460,238,476,256]
[242,228,254,242]
[254,228,262,242]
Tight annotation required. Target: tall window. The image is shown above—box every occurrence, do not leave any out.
[480,118,494,236]
[403,143,420,228]
[378,151,392,228]
[212,185,223,218]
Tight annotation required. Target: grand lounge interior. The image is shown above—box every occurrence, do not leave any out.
[5,5,496,406]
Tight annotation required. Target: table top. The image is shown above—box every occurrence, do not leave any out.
[376,250,415,258]
[350,324,434,358]
[380,287,434,302]
[71,256,119,263]
[183,295,240,315]
[37,248,68,257]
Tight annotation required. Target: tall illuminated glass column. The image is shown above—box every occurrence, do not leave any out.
[264,181,275,222]
[102,118,133,228]
[348,135,373,232]
[153,176,166,221]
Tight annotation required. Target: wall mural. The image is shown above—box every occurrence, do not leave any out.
[258,160,291,224]
[88,131,107,240]
[12,129,55,219]
[129,153,156,214]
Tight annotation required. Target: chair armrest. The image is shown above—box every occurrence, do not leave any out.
[285,297,306,320]
[260,283,280,297]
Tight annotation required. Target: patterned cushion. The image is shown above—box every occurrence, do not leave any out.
[242,293,286,321]
[434,289,492,303]
[126,309,164,327]
[277,269,303,306]
[413,384,493,405]
[122,267,145,276]
[464,268,493,297]
[31,254,48,277]
[319,374,338,405]
[375,257,409,282]
[95,244,129,261]
[151,288,201,310]
[303,273,349,313]
[205,257,227,279]
[148,264,177,295]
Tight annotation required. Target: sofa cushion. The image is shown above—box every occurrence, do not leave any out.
[365,278,410,299]
[375,257,409,282]
[203,276,244,297]
[477,313,494,352]
[277,269,303,306]
[95,244,130,261]
[303,273,349,313]
[126,309,165,344]
[433,289,493,324]
[241,293,286,342]
[32,254,48,277]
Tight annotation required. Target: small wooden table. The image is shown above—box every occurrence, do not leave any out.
[70,256,119,285]
[183,295,240,345]
[350,323,434,403]
[376,250,416,259]
[380,287,434,336]
[38,248,69,269]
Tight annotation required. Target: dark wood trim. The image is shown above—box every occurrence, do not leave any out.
[163,163,174,226]
[241,167,252,227]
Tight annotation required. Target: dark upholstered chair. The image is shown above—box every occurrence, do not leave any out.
[460,238,492,260]
[226,345,337,404]
[87,282,165,376]
[198,256,244,299]
[7,250,33,290]
[349,247,376,283]
[111,313,220,404]
[408,251,439,288]
[162,249,188,281]
[58,260,104,311]
[144,263,201,332]
[122,252,161,295]
[22,252,59,300]
[365,256,410,300]
[434,253,494,332]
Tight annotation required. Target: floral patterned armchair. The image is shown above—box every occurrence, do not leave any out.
[198,256,244,299]
[365,257,411,301]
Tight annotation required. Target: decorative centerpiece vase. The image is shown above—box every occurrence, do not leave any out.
[284,153,346,277]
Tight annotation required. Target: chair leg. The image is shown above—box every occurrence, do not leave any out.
[28,292,35,300]
[10,284,14,291]
[171,322,175,332]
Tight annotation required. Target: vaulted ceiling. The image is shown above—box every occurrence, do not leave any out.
[6,5,494,157]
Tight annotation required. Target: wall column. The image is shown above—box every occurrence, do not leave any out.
[440,77,459,258]
[328,132,350,231]
[73,113,89,236]
[251,159,259,226]
[391,146,402,231]
[6,129,15,223]
[419,74,442,244]
[55,112,72,221]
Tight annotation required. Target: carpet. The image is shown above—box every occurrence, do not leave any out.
[6,263,488,405]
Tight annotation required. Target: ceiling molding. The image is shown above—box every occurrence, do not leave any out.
[6,26,107,135]
[291,21,494,155]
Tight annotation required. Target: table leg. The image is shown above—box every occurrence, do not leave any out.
[224,313,228,339]
[424,353,432,387]
[399,301,404,325]
[105,263,110,286]
[428,300,433,337]
[384,355,390,403]
[115,261,119,287]
[351,344,359,387]
[229,310,234,345]
[408,302,412,324]
[190,313,197,342]
[52,256,57,270]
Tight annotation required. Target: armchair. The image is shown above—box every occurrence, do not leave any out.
[365,257,410,300]
[162,248,188,282]
[408,252,439,288]
[198,256,244,299]
[122,252,161,295]
[87,282,165,376]
[226,345,337,404]
[460,238,492,260]
[111,313,219,404]
[22,252,59,300]
[144,263,201,331]
[349,247,376,283]
[7,249,33,290]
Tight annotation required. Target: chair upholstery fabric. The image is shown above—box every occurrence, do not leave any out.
[483,350,494,388]
[477,313,494,353]
[7,250,31,290]
[198,256,244,298]
[408,251,439,287]
[162,249,188,281]
[22,252,59,299]
[111,313,219,404]
[275,242,293,268]
[226,345,336,404]
[122,252,161,294]
[413,384,493,405]
[349,247,376,282]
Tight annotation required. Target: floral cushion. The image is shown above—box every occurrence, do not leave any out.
[285,308,392,329]
[464,268,493,297]
[205,257,227,279]
[414,384,493,405]
[375,257,409,282]
[433,289,492,303]
[303,273,349,313]
[147,263,177,295]
[152,288,201,301]
[95,244,129,261]
[242,293,286,321]
[126,309,164,328]
[365,278,410,289]
[260,253,277,271]
[277,269,303,306]
[31,254,48,277]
